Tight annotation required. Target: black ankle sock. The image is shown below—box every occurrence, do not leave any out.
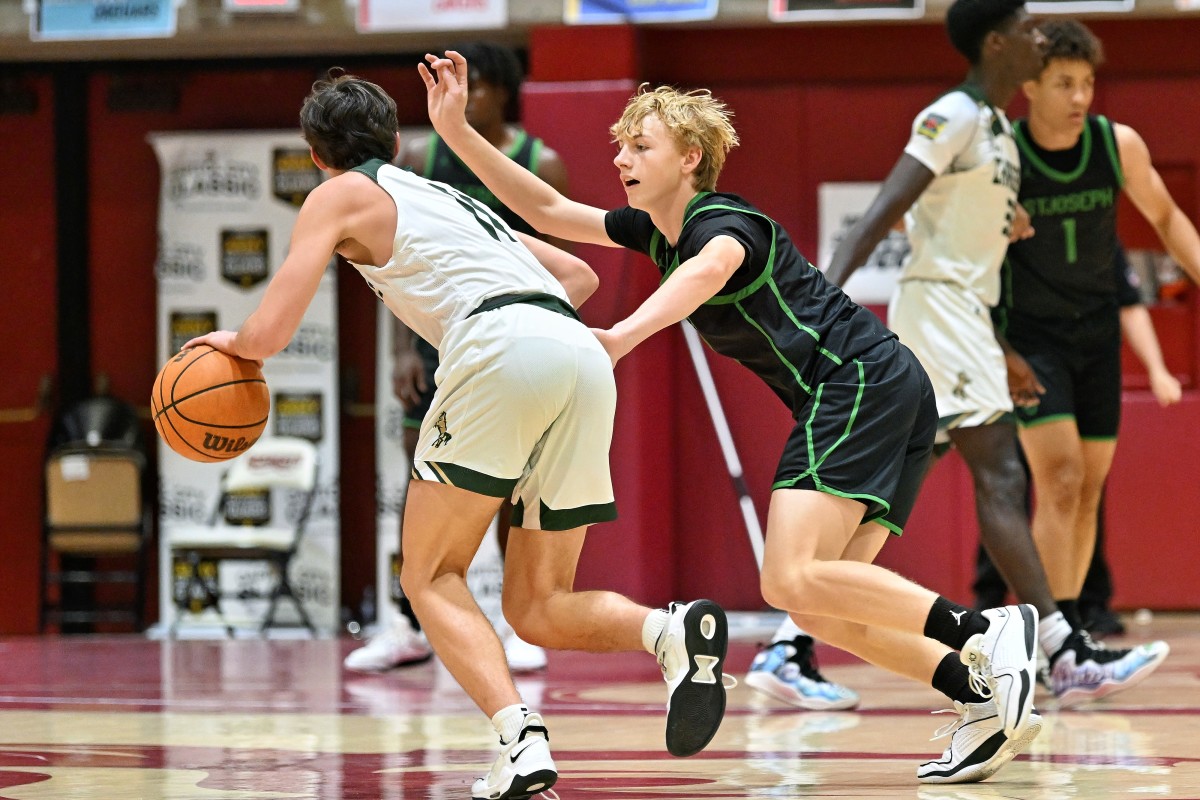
[924,596,990,650]
[932,653,990,705]
[399,597,421,632]
[1057,599,1083,630]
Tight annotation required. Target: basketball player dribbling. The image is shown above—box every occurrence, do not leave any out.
[183,72,731,800]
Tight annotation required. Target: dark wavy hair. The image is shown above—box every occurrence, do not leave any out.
[300,70,397,170]
[451,40,524,119]
[1039,18,1104,67]
[946,0,1027,64]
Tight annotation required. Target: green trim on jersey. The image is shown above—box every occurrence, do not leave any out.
[1096,116,1125,188]
[653,192,847,396]
[426,129,531,176]
[1015,117,1124,188]
[350,157,387,181]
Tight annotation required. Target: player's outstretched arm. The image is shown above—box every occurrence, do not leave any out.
[593,235,743,365]
[420,50,615,248]
[825,153,933,287]
[1118,123,1200,285]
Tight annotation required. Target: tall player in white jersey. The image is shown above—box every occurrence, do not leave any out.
[826,0,1162,709]
[184,72,731,800]
[828,0,1075,689]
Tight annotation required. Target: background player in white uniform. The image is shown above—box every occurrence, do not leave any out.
[184,72,730,800]
[825,0,1161,707]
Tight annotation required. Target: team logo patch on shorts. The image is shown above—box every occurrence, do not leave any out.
[918,113,949,140]
[433,412,453,448]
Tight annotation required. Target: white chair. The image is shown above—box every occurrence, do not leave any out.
[168,436,319,636]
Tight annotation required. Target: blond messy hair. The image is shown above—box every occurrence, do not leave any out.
[609,84,739,192]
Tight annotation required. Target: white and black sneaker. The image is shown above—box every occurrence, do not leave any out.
[960,604,1038,739]
[917,699,1042,784]
[472,712,557,800]
[656,599,729,757]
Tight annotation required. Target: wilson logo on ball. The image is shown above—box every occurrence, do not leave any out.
[202,433,257,455]
[152,345,270,463]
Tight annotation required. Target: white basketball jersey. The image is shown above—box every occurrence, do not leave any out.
[901,88,1021,307]
[345,160,568,349]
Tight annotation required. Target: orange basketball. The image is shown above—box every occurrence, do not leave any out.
[151,345,270,463]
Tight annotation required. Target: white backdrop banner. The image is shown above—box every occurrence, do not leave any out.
[817,181,911,306]
[151,131,341,633]
[356,0,506,33]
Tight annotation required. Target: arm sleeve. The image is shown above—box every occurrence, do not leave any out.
[903,92,980,177]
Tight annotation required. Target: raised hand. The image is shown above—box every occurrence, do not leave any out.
[418,50,470,136]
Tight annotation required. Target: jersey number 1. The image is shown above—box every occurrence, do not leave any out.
[1061,217,1078,264]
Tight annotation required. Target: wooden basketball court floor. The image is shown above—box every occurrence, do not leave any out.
[0,613,1197,800]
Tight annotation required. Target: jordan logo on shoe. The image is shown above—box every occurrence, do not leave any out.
[692,654,719,685]
[950,610,967,625]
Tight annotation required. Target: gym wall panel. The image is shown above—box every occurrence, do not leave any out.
[0,73,57,634]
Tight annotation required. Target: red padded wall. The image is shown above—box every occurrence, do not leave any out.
[0,73,57,633]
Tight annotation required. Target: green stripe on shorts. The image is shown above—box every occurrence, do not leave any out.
[510,498,618,531]
[420,461,518,498]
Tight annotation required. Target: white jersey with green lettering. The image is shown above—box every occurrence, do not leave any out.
[900,85,1021,307]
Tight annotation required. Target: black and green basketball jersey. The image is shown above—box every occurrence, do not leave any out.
[424,130,543,237]
[999,115,1124,322]
[605,192,896,416]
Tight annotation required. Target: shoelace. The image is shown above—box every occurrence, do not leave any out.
[538,790,560,800]
[928,706,970,741]
[965,659,994,702]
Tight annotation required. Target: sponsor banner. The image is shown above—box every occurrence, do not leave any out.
[770,0,923,21]
[356,0,506,33]
[1027,0,1133,11]
[32,0,177,40]
[151,131,340,634]
[817,182,910,305]
[564,0,718,24]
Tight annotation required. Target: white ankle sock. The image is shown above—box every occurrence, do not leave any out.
[642,609,669,655]
[1039,611,1072,657]
[491,704,529,744]
[772,615,805,642]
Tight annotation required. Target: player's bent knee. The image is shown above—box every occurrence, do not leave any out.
[761,567,814,614]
